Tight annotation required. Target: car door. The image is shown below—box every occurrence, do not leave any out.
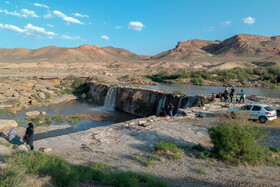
[239,105,253,118]
[251,105,262,119]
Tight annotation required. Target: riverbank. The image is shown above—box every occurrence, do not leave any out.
[1,105,280,186]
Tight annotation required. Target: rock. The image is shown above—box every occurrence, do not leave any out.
[29,99,38,105]
[43,148,52,153]
[41,111,47,116]
[18,145,29,152]
[38,92,46,99]
[0,120,18,130]
[81,93,87,99]
[25,111,40,119]
[33,84,46,92]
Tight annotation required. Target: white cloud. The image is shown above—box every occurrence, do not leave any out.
[21,9,39,18]
[101,35,110,41]
[46,24,54,28]
[243,16,255,25]
[5,1,10,4]
[0,9,39,18]
[128,21,145,31]
[53,10,84,24]
[222,21,231,26]
[73,13,89,18]
[115,25,123,29]
[0,23,25,33]
[43,13,54,19]
[0,23,56,39]
[59,35,82,40]
[203,26,214,32]
[24,24,56,38]
[34,3,49,9]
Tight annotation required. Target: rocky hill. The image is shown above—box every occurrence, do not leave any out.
[0,34,279,71]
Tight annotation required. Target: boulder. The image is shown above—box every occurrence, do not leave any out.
[25,111,40,119]
[18,145,29,152]
[0,120,18,130]
[81,93,87,99]
[41,111,47,116]
[38,92,46,99]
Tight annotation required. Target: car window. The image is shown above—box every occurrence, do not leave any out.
[252,106,261,111]
[265,106,274,111]
[240,105,252,110]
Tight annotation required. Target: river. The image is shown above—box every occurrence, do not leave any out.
[143,84,280,98]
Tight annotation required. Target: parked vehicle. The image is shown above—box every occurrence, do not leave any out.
[277,107,280,116]
[228,104,277,123]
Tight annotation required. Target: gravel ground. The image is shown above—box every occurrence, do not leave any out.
[26,115,280,187]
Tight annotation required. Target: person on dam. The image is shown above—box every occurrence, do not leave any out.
[230,87,235,102]
[240,90,245,103]
[223,90,228,103]
[168,102,174,118]
[24,123,34,151]
[211,93,216,102]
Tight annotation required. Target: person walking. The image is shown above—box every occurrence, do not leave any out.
[167,102,174,118]
[240,90,245,103]
[230,87,235,102]
[24,123,34,150]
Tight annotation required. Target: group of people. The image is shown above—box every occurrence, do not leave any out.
[211,87,245,103]
[0,123,34,150]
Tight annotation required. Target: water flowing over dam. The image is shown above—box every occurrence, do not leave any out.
[103,87,117,111]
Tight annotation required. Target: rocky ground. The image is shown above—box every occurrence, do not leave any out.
[1,100,280,186]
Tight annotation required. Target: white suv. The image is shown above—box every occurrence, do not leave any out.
[228,104,277,123]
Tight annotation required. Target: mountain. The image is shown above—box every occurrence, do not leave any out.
[0,34,279,68]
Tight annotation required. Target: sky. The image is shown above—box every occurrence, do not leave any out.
[0,0,280,55]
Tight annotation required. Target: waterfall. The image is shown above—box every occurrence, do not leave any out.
[103,87,117,111]
[183,97,191,109]
[156,95,167,116]
[176,96,184,115]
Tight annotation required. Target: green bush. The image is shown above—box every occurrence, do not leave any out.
[53,113,64,124]
[209,122,280,165]
[68,116,83,124]
[153,141,183,160]
[192,77,203,84]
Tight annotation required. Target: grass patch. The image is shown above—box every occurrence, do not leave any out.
[153,141,183,160]
[0,138,11,147]
[91,162,109,170]
[133,154,155,167]
[31,94,42,102]
[6,151,169,187]
[68,116,83,124]
[196,168,207,175]
[0,168,24,187]
[53,112,65,124]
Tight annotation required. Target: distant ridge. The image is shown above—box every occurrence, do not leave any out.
[0,34,279,68]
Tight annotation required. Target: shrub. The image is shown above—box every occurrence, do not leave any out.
[91,162,109,170]
[192,143,205,152]
[192,77,203,84]
[209,122,280,165]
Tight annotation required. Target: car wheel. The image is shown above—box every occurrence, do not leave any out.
[259,116,267,124]
[231,112,236,119]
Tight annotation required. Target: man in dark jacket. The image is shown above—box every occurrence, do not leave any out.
[24,123,34,150]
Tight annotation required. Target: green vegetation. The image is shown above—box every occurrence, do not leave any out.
[6,151,169,187]
[91,76,108,84]
[0,138,11,147]
[45,92,51,100]
[192,143,205,152]
[146,66,280,86]
[53,112,65,124]
[31,94,43,102]
[153,141,183,160]
[196,168,207,175]
[0,168,23,187]
[91,162,109,170]
[132,154,155,167]
[207,122,280,165]
[68,116,83,124]
[172,89,183,95]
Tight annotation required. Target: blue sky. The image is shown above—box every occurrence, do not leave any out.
[0,0,279,55]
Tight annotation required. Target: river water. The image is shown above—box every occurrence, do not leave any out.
[0,100,136,130]
[143,84,280,98]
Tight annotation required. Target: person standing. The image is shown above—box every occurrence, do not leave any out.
[240,90,245,103]
[167,102,174,118]
[224,90,228,103]
[24,123,34,150]
[230,87,235,102]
